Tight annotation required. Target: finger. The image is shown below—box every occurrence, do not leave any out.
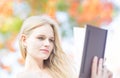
[108,70,113,78]
[91,56,98,77]
[98,58,103,75]
[103,66,112,78]
[103,66,108,77]
[109,72,113,78]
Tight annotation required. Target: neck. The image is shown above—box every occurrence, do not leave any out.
[24,54,44,72]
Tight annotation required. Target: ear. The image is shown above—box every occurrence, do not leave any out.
[21,34,27,47]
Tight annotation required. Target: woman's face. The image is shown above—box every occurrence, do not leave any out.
[23,24,54,60]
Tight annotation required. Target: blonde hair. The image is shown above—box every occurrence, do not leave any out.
[19,15,76,78]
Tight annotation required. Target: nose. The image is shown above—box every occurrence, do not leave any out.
[44,39,50,47]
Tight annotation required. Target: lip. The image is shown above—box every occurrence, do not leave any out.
[40,49,49,53]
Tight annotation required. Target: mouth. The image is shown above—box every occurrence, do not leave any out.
[40,49,49,53]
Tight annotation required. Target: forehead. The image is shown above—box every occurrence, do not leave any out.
[31,24,54,37]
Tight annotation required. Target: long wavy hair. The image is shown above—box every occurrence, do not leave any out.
[18,15,76,78]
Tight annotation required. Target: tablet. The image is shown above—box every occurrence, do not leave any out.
[79,25,108,78]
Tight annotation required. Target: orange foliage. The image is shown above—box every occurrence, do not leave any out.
[2,65,11,72]
[69,1,79,17]
[45,0,58,18]
[69,0,113,26]
[80,0,100,21]
[99,2,113,24]
[18,58,25,65]
[0,0,13,17]
[0,62,12,72]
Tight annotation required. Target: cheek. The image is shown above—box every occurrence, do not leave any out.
[32,42,43,50]
[26,39,43,51]
[50,44,54,53]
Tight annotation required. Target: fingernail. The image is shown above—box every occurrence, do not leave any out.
[94,56,98,60]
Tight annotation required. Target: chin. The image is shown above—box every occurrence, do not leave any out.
[43,56,49,60]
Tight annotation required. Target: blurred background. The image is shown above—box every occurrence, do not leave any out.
[0,0,120,78]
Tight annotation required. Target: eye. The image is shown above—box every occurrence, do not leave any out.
[37,37,45,40]
[49,39,54,43]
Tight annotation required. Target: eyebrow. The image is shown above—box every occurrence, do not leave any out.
[37,34,54,39]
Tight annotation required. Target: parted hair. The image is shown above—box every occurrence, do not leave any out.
[18,15,76,78]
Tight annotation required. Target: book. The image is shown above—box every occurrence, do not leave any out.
[79,24,107,78]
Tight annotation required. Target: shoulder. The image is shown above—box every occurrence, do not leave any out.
[16,72,27,78]
[16,71,37,78]
[15,71,44,78]
[15,72,23,78]
[16,70,53,78]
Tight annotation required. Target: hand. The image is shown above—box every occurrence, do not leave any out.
[91,56,113,78]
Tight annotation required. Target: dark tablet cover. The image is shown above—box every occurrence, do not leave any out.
[79,25,108,78]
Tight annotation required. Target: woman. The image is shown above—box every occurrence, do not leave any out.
[16,15,112,78]
[17,15,76,78]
